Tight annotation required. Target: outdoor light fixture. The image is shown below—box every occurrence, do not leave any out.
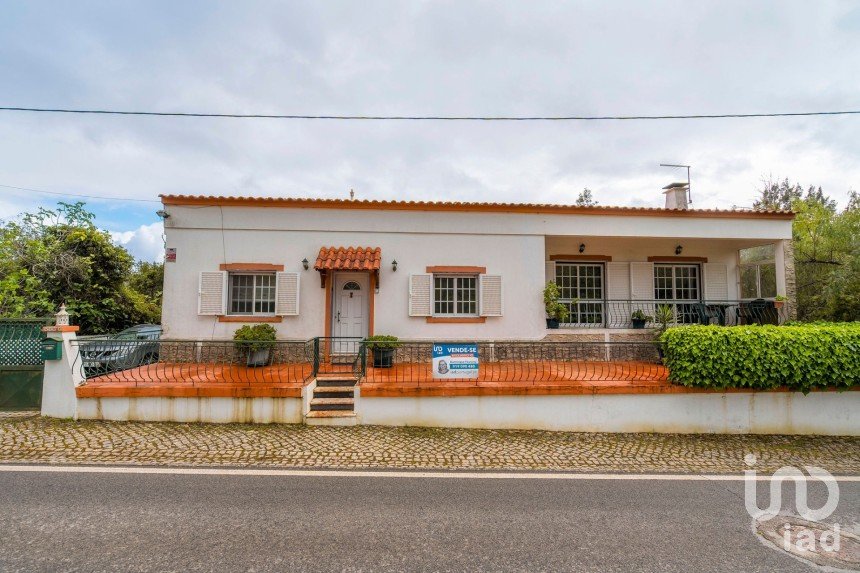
[392,260,398,272]
[579,243,585,253]
[302,258,309,270]
[675,245,683,255]
[155,209,170,219]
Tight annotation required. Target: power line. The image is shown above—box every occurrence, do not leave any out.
[0,183,160,203]
[1,106,859,121]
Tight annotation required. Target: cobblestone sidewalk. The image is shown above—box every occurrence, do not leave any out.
[1,411,858,474]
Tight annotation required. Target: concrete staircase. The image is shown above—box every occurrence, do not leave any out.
[305,375,358,425]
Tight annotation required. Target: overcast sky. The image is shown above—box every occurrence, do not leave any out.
[2,1,859,261]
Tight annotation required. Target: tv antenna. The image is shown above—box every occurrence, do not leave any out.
[659,163,691,204]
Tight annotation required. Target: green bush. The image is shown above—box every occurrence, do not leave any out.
[233,324,277,352]
[660,323,860,393]
[365,334,399,350]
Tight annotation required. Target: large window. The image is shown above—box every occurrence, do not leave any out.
[654,264,700,323]
[739,244,777,299]
[555,263,604,325]
[229,273,275,315]
[433,275,478,316]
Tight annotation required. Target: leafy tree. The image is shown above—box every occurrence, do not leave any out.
[576,188,597,206]
[753,177,804,210]
[129,261,164,310]
[755,181,859,321]
[0,202,161,332]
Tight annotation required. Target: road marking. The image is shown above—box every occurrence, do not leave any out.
[1,464,859,481]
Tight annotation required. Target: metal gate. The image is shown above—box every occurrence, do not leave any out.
[0,318,51,410]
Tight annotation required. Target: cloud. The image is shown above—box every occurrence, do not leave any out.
[0,0,857,221]
[111,222,164,262]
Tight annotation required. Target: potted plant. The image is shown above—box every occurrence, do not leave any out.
[630,309,652,329]
[654,304,675,359]
[365,335,399,368]
[233,324,277,367]
[773,295,787,309]
[543,282,570,329]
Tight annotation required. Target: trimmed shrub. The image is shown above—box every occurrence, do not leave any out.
[660,323,860,392]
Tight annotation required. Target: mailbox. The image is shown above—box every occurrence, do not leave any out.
[41,338,62,361]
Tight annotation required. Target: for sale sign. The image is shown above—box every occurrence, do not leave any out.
[432,343,479,379]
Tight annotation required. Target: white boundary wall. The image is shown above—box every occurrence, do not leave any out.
[76,396,303,424]
[358,393,860,435]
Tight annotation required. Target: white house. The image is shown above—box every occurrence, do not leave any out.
[159,185,795,341]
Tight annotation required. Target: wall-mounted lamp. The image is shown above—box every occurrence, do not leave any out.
[675,245,683,255]
[155,209,170,219]
[302,258,309,270]
[579,243,585,254]
[392,259,398,272]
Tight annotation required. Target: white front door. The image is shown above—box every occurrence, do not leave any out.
[333,273,369,352]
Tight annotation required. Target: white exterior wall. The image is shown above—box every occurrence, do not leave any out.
[359,393,860,435]
[76,397,303,424]
[162,204,792,340]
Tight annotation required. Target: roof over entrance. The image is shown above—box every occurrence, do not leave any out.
[314,246,382,271]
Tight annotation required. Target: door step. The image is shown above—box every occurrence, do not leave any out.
[310,397,354,411]
[305,375,360,424]
[305,410,357,418]
[305,410,357,426]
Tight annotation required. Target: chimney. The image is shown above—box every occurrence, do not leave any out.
[662,182,690,210]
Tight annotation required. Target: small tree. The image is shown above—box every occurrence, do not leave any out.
[576,188,597,207]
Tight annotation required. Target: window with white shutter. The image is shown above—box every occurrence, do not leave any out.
[198,271,227,315]
[408,274,432,316]
[275,272,300,316]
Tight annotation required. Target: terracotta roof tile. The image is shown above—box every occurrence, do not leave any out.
[314,246,382,272]
[159,195,794,220]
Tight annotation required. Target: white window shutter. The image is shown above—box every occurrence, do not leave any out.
[606,263,631,300]
[479,274,503,317]
[703,263,728,301]
[275,272,300,316]
[606,263,631,327]
[198,271,227,315]
[408,274,432,316]
[545,260,556,285]
[630,262,654,300]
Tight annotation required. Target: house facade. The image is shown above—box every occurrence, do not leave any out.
[159,188,795,341]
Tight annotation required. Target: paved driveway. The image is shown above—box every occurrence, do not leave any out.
[2,412,858,474]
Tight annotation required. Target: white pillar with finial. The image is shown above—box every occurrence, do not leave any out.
[41,304,83,418]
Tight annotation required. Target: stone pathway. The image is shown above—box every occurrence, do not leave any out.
[1,412,858,474]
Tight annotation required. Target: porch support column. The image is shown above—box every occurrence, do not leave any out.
[775,239,797,320]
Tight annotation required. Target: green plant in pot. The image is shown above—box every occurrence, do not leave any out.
[366,335,399,368]
[654,304,675,359]
[630,309,653,329]
[773,294,787,309]
[233,324,277,367]
[543,282,570,329]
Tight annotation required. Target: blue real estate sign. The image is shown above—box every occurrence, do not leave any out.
[432,343,479,379]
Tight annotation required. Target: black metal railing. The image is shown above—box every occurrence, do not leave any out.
[72,339,315,385]
[357,340,666,384]
[72,336,667,386]
[558,299,788,328]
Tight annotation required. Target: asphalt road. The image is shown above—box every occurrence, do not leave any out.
[0,467,856,572]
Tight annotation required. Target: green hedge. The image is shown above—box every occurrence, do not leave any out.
[660,323,860,392]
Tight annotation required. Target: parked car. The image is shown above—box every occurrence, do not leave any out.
[79,324,162,376]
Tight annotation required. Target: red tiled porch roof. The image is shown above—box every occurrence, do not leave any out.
[314,246,382,271]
